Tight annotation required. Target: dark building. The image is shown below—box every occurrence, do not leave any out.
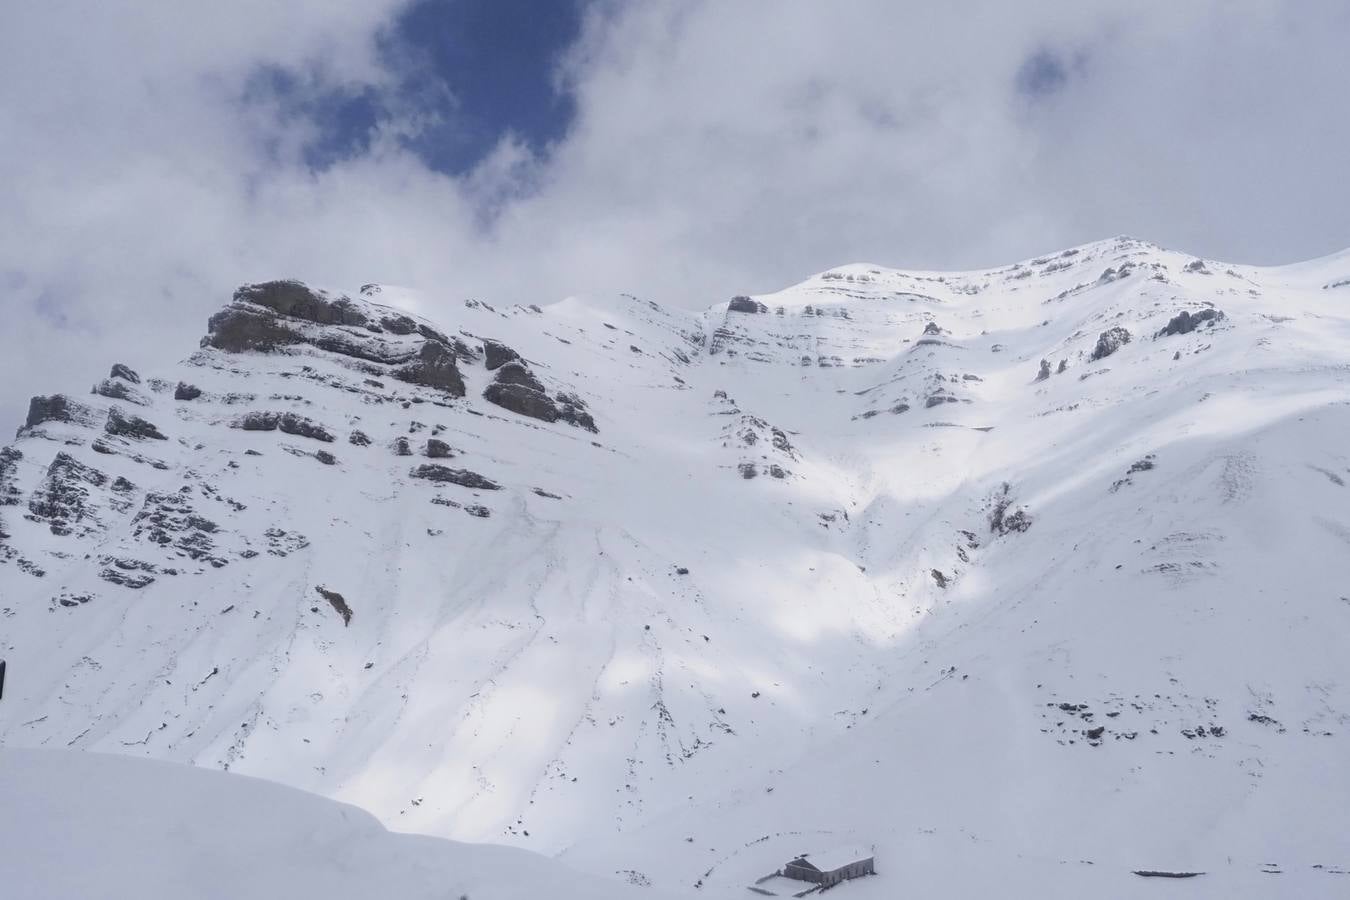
[782,847,875,887]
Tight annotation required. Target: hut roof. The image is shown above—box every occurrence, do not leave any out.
[794,846,872,872]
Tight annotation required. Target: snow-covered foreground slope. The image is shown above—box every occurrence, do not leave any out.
[3,237,1350,897]
[0,748,687,900]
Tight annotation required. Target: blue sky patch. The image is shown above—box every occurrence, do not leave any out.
[245,0,590,177]
[1015,49,1071,100]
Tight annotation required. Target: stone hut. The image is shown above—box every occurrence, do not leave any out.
[782,846,875,887]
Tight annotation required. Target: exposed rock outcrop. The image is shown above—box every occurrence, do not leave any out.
[484,383,559,423]
[556,394,597,432]
[234,280,367,327]
[25,452,109,537]
[0,447,22,508]
[93,378,149,405]
[233,412,335,443]
[1156,308,1224,337]
[109,363,141,384]
[202,305,301,353]
[392,341,466,397]
[989,483,1033,535]
[105,407,167,441]
[131,489,226,566]
[202,282,461,386]
[492,361,545,393]
[23,395,96,433]
[315,586,353,626]
[409,464,501,490]
[1089,326,1131,362]
[379,314,417,335]
[174,382,202,401]
[483,339,521,371]
[728,296,767,314]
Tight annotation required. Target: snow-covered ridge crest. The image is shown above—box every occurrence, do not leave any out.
[3,236,1350,897]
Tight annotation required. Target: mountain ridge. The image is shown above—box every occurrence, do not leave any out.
[3,235,1350,897]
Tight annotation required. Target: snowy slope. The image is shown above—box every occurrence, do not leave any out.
[0,747,688,900]
[3,237,1350,896]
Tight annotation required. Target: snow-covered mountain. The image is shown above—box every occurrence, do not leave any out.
[3,236,1350,897]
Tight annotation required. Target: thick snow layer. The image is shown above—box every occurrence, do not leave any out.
[3,239,1350,896]
[0,748,687,900]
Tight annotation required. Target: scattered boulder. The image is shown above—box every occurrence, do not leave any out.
[1183,259,1210,275]
[409,464,501,490]
[728,296,767,314]
[924,393,958,408]
[923,321,943,336]
[1036,359,1051,382]
[277,413,334,443]
[1089,326,1131,361]
[236,412,276,433]
[738,462,758,479]
[348,430,372,447]
[425,439,453,459]
[1156,308,1225,337]
[1128,456,1156,474]
[392,437,413,456]
[105,407,167,441]
[1056,359,1068,374]
[314,586,353,626]
[174,382,202,401]
[483,339,521,370]
[314,450,337,465]
[233,412,334,442]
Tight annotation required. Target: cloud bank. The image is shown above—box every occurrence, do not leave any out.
[2,0,1348,428]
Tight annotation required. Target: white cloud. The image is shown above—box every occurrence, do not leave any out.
[2,0,1348,430]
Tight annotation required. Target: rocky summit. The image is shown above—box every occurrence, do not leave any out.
[3,238,1350,897]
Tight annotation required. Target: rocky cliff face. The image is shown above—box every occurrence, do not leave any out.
[3,241,1350,896]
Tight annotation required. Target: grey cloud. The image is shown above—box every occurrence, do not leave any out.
[2,0,1348,431]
